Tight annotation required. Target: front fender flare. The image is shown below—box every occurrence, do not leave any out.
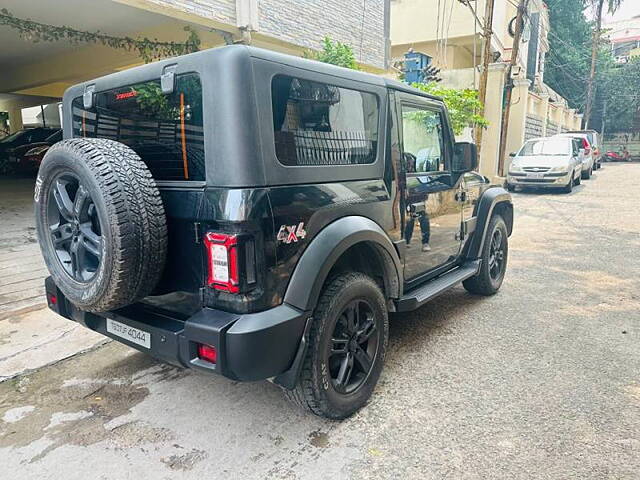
[283,216,402,312]
[466,187,513,260]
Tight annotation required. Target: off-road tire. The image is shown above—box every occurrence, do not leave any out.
[35,138,167,312]
[284,273,389,419]
[463,215,508,296]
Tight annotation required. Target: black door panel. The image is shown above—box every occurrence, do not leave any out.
[395,95,463,282]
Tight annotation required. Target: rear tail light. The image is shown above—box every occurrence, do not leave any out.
[582,139,591,155]
[197,343,217,364]
[204,233,239,293]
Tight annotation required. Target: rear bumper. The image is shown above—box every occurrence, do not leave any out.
[45,277,309,383]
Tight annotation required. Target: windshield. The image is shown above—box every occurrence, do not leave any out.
[519,139,570,156]
[0,130,26,144]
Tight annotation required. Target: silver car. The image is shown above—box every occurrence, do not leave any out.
[506,137,583,193]
[553,133,595,179]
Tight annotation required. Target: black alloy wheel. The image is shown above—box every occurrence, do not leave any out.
[463,214,509,296]
[329,299,379,395]
[47,173,103,282]
[284,272,388,419]
[488,228,506,282]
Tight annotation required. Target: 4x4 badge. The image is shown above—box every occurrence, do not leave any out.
[277,223,307,244]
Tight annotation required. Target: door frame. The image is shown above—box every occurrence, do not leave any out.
[392,91,465,289]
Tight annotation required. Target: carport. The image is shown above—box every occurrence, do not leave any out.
[0,0,238,316]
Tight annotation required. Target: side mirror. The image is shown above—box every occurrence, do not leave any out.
[509,152,517,157]
[453,142,478,173]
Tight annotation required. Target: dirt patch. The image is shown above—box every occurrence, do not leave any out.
[548,268,640,317]
[0,342,184,462]
[161,448,208,471]
[309,430,330,448]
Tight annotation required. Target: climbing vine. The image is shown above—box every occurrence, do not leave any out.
[0,8,201,63]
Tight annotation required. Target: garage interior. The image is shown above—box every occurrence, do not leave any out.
[0,0,237,315]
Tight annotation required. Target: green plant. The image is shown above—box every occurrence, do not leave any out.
[304,37,359,70]
[0,111,8,136]
[0,8,200,63]
[600,57,640,132]
[410,83,489,135]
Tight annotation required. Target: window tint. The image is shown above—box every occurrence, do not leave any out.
[271,75,379,166]
[72,73,204,181]
[401,105,445,173]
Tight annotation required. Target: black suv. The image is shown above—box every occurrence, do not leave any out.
[36,46,513,419]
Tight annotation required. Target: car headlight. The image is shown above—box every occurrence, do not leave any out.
[549,166,569,173]
[509,164,523,173]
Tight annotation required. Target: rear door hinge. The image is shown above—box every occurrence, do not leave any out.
[194,222,201,244]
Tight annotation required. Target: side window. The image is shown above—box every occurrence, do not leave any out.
[400,105,445,173]
[271,75,379,166]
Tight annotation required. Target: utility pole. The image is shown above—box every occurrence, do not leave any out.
[584,0,605,129]
[497,0,529,177]
[601,99,607,139]
[475,0,496,152]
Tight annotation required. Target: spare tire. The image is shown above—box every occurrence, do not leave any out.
[35,138,167,312]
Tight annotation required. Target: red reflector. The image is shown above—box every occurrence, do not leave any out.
[197,344,217,364]
[48,294,57,305]
[204,232,240,293]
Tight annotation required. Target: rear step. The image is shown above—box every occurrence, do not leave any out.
[395,260,481,312]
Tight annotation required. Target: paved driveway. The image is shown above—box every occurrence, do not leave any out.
[0,177,48,319]
[1,164,639,479]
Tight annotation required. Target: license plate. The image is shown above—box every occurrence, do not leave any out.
[106,318,151,349]
[527,172,544,179]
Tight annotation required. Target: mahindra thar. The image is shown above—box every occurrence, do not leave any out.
[35,46,513,419]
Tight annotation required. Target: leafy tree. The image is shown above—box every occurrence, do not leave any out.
[600,57,640,132]
[544,0,593,111]
[411,83,489,135]
[305,37,359,70]
[584,0,624,127]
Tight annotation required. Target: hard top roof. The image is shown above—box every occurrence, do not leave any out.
[65,44,443,103]
[247,46,443,102]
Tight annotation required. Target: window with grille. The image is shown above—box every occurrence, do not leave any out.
[72,73,204,181]
[271,75,379,166]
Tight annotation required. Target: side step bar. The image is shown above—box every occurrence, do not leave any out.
[395,260,481,312]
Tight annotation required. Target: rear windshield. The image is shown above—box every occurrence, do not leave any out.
[72,73,204,181]
[519,139,570,156]
[271,75,379,166]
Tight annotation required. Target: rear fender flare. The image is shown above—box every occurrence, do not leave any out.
[466,187,513,260]
[283,216,402,312]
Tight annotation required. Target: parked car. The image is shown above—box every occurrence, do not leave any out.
[507,137,584,193]
[567,129,602,169]
[0,127,59,173]
[36,46,513,419]
[15,130,62,173]
[553,133,595,179]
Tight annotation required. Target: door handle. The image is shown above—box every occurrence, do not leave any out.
[455,191,467,202]
[409,203,426,214]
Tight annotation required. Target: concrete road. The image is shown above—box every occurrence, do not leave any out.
[1,164,639,479]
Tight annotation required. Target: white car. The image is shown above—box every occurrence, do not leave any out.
[507,137,584,193]
[553,133,596,179]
